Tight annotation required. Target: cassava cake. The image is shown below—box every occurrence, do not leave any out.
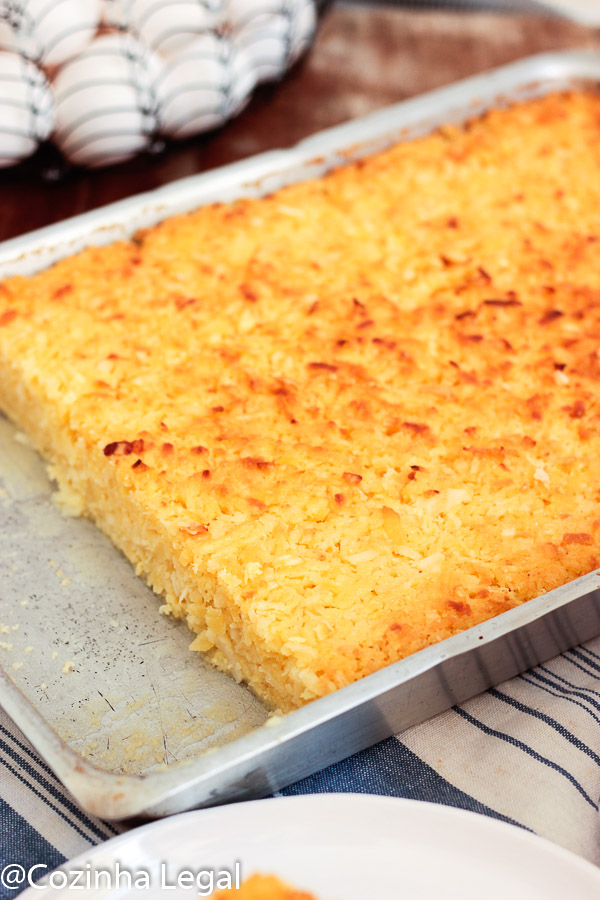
[1,91,600,711]
[215,875,318,899]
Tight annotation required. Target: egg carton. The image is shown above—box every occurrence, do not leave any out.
[0,0,321,169]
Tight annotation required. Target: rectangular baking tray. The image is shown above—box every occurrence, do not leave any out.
[2,50,600,821]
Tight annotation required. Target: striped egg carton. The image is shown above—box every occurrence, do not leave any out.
[0,0,318,168]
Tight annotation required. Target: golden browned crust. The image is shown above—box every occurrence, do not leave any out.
[1,91,600,710]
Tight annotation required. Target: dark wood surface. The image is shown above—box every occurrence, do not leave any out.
[1,2,598,242]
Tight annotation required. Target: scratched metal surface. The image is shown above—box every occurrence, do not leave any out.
[0,415,268,775]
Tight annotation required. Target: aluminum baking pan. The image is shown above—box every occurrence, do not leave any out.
[2,50,600,821]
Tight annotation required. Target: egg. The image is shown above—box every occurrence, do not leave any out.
[227,0,316,82]
[225,0,280,31]
[0,0,101,67]
[0,50,54,167]
[225,0,314,42]
[157,33,256,138]
[53,33,163,167]
[99,0,121,26]
[284,0,317,64]
[227,38,257,115]
[105,0,222,56]
[0,0,320,168]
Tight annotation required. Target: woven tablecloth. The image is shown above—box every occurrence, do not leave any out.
[2,636,600,895]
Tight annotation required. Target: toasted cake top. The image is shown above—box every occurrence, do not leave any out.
[2,90,600,705]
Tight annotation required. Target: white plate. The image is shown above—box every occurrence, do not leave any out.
[21,795,600,898]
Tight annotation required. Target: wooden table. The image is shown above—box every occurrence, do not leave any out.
[1,2,598,242]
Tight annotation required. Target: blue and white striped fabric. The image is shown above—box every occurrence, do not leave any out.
[2,635,600,897]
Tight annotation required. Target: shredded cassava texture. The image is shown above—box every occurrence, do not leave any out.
[1,91,600,710]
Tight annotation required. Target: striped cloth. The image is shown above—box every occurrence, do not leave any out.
[2,636,600,897]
